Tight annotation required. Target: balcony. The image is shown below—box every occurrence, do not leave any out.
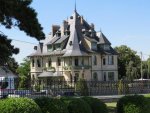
[63,65,91,71]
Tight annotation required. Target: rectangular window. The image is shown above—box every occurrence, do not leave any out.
[81,58,84,66]
[108,56,114,65]
[32,59,34,67]
[93,56,97,65]
[103,72,106,81]
[57,57,61,66]
[48,59,51,67]
[75,58,79,66]
[103,58,106,65]
[37,59,41,67]
[108,72,114,81]
[69,58,72,66]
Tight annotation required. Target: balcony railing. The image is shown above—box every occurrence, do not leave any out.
[63,65,91,70]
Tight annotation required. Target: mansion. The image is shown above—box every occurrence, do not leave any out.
[29,9,118,82]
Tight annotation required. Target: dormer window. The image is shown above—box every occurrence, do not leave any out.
[47,45,53,52]
[104,45,110,50]
[55,44,61,50]
[91,42,97,50]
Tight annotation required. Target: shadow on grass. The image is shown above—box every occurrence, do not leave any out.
[107,106,116,113]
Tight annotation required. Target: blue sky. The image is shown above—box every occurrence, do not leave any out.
[1,0,150,64]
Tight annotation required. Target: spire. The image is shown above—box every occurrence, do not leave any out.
[74,0,77,12]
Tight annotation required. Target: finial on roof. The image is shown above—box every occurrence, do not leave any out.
[100,28,102,33]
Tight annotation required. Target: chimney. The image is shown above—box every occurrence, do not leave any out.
[61,20,68,36]
[51,25,60,36]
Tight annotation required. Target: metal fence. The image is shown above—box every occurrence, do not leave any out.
[1,78,150,98]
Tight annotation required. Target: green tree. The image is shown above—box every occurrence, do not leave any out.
[0,0,45,40]
[0,0,45,66]
[76,78,89,96]
[17,58,30,89]
[7,57,19,74]
[0,35,19,65]
[114,45,141,80]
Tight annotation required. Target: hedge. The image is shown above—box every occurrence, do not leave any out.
[117,95,149,113]
[0,98,41,113]
[61,97,92,113]
[82,96,108,113]
[34,96,69,113]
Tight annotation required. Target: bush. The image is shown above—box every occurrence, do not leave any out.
[76,78,89,96]
[34,96,69,113]
[82,96,108,113]
[61,97,92,113]
[0,98,41,113]
[117,95,148,113]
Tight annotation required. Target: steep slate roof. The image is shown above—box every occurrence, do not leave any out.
[63,11,88,57]
[98,32,111,45]
[84,36,98,43]
[47,36,60,44]
[29,9,117,57]
[55,35,68,44]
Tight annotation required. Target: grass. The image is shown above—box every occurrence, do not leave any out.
[105,102,117,113]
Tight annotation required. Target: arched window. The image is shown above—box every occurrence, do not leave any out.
[93,72,98,81]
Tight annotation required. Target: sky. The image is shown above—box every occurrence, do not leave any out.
[1,0,150,64]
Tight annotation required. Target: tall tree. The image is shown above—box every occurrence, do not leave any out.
[0,0,45,66]
[7,57,19,74]
[17,58,30,88]
[0,0,45,40]
[114,45,141,80]
[0,34,19,65]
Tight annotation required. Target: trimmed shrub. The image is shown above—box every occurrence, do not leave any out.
[0,97,41,113]
[61,97,92,113]
[82,96,108,113]
[124,103,140,113]
[117,95,148,113]
[34,96,69,113]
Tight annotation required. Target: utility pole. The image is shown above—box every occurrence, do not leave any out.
[140,52,143,80]
[148,55,150,79]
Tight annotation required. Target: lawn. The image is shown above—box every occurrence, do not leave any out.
[105,102,116,113]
